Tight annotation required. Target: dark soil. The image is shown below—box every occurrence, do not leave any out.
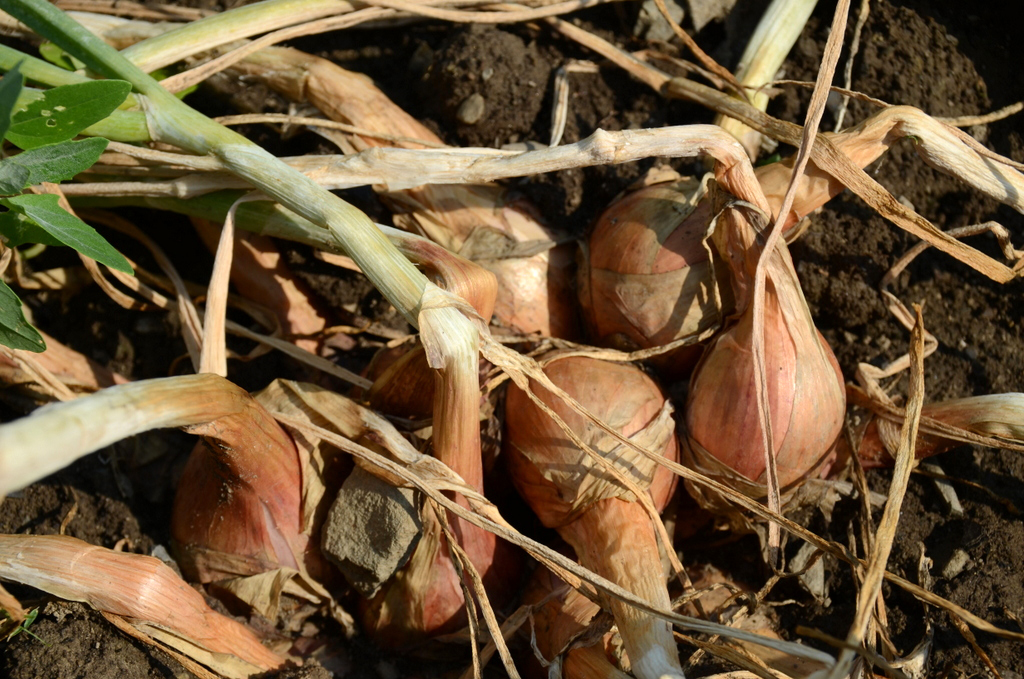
[3,0,1024,677]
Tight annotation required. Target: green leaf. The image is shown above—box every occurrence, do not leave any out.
[6,137,108,186]
[0,278,45,352]
[5,79,131,149]
[0,206,64,247]
[1,194,132,273]
[0,161,30,195]
[39,42,86,72]
[0,63,25,142]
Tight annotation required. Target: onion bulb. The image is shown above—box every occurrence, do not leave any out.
[171,383,325,585]
[579,118,903,354]
[504,355,682,679]
[683,186,846,505]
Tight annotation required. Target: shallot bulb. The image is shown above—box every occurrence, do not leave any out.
[357,238,522,647]
[578,177,722,361]
[579,114,904,353]
[171,382,326,584]
[505,355,682,679]
[683,186,846,499]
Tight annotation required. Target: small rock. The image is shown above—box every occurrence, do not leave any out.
[321,466,422,597]
[790,542,829,603]
[687,0,737,33]
[408,41,433,77]
[456,93,486,125]
[634,0,685,42]
[941,548,974,579]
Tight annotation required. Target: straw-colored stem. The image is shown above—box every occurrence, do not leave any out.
[193,219,329,354]
[715,0,818,159]
[119,0,354,73]
[0,373,254,496]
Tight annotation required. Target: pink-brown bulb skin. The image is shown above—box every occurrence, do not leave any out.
[505,356,684,679]
[171,397,325,584]
[504,356,678,528]
[581,184,721,351]
[580,127,897,354]
[685,197,846,491]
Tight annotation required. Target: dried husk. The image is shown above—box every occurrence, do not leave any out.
[228,46,578,339]
[0,534,284,675]
[520,564,627,679]
[505,355,683,679]
[0,329,127,396]
[859,393,1024,467]
[684,564,830,676]
[193,217,329,354]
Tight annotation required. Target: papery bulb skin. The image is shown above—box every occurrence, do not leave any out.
[193,219,328,355]
[487,239,579,340]
[365,344,435,419]
[505,356,679,526]
[580,180,724,355]
[520,564,630,679]
[388,185,579,340]
[580,123,901,359]
[684,290,846,488]
[171,394,326,584]
[231,47,577,340]
[683,190,846,499]
[505,355,684,679]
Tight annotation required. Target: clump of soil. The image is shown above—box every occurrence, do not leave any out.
[425,25,552,148]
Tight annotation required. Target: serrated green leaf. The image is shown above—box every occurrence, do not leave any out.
[2,194,132,273]
[0,161,30,195]
[0,64,25,142]
[6,79,131,150]
[0,278,45,352]
[6,137,108,187]
[0,206,64,247]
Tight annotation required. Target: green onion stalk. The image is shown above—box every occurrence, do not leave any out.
[3,0,479,469]
[0,2,496,628]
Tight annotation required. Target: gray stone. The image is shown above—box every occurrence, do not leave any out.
[321,465,422,597]
[687,0,737,33]
[634,0,685,42]
[456,93,486,125]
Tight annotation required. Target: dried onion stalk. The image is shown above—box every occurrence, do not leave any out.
[859,393,1024,467]
[0,534,284,674]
